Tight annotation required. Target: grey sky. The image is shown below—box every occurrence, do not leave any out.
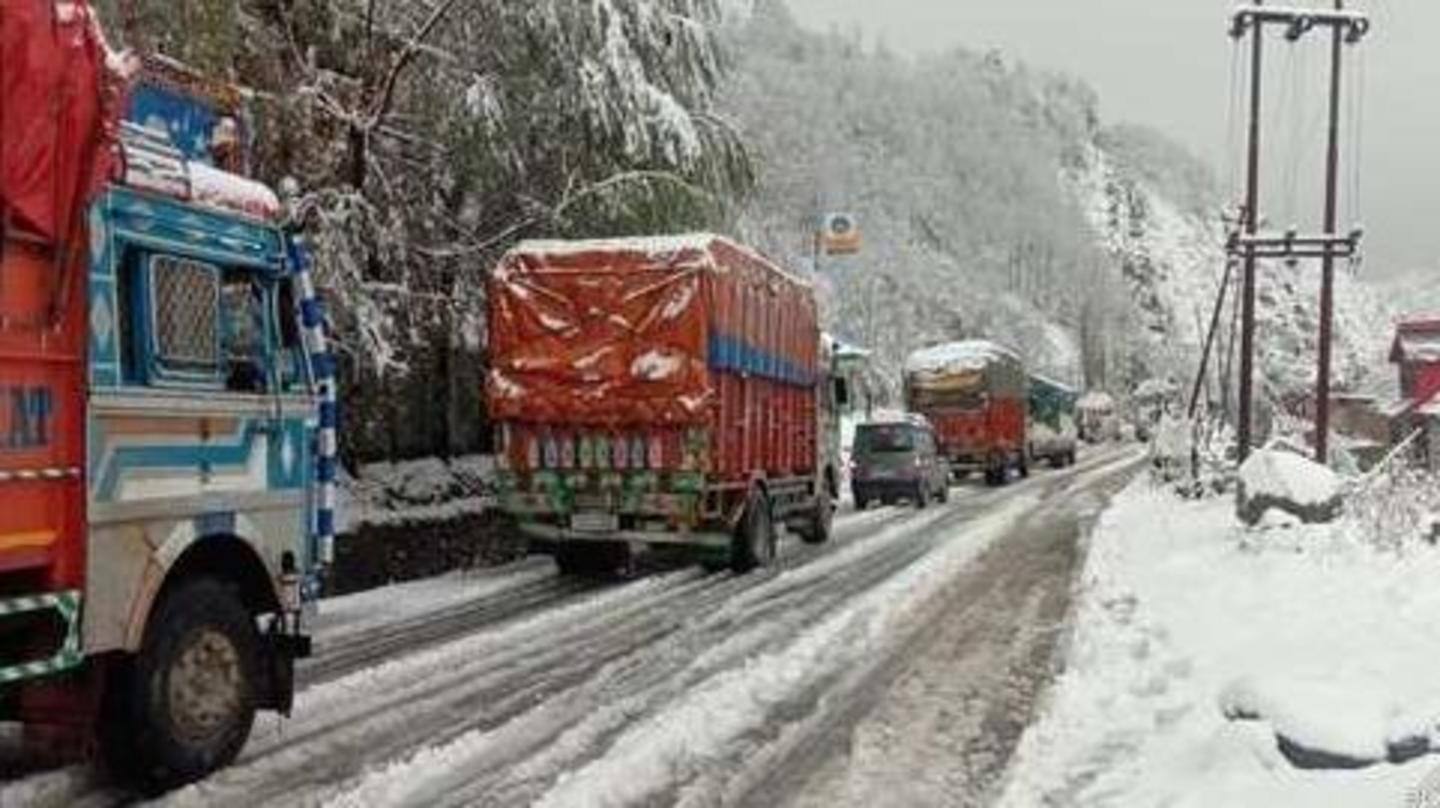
[785,1,1436,280]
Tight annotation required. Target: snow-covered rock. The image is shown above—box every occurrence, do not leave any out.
[1236,448,1344,526]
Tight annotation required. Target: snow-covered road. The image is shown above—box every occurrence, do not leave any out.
[1,446,1141,808]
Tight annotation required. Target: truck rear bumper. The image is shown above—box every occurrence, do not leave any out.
[517,521,732,549]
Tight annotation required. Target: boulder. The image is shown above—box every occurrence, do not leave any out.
[1236,448,1343,526]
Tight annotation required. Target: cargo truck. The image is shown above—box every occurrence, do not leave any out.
[1028,374,1079,467]
[1,2,334,789]
[904,340,1029,486]
[487,235,846,574]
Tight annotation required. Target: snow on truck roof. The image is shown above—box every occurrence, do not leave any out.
[507,233,812,288]
[903,340,1022,375]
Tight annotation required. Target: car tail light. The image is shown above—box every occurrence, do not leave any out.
[647,434,664,469]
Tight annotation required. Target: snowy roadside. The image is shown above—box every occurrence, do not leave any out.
[1000,476,1440,807]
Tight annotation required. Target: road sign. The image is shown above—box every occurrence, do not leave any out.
[820,213,861,256]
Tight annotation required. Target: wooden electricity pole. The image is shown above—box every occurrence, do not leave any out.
[1227,2,1369,464]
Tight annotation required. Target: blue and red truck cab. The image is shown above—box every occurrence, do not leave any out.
[0,1,336,788]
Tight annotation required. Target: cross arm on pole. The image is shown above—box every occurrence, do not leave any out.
[1229,6,1370,43]
[1225,228,1364,261]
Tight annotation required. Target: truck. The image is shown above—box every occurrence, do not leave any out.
[1027,374,1079,467]
[1,2,334,789]
[487,235,845,574]
[903,340,1028,486]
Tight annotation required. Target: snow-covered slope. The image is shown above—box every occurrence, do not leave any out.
[1068,140,1391,410]
[723,2,1391,410]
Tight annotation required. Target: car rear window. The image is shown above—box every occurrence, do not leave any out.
[856,424,918,453]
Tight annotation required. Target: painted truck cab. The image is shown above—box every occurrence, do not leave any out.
[83,183,321,659]
[1,15,334,789]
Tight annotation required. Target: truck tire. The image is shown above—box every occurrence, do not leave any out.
[731,491,775,573]
[111,578,260,792]
[984,465,1005,487]
[797,490,833,545]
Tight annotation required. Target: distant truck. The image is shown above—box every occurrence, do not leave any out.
[487,235,846,574]
[1,4,332,790]
[1077,390,1119,443]
[904,340,1028,486]
[1028,375,1079,467]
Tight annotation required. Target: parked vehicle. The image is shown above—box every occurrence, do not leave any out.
[851,416,950,509]
[904,340,1028,486]
[1029,375,1079,467]
[488,235,846,575]
[0,8,331,790]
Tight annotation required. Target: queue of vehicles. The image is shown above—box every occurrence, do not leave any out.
[1,1,1097,791]
[850,340,1082,508]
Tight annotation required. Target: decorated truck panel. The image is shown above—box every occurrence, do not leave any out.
[1027,374,1079,467]
[1,2,331,789]
[903,340,1028,485]
[489,235,840,572]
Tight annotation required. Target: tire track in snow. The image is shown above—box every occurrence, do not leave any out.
[312,449,1139,807]
[154,502,932,807]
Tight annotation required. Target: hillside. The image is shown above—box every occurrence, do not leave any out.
[721,0,1390,412]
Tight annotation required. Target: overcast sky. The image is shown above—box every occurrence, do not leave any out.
[785,1,1437,280]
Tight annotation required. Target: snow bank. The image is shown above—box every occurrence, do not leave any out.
[903,339,1020,376]
[1077,391,1116,412]
[1238,448,1343,525]
[338,454,495,533]
[1000,480,1440,807]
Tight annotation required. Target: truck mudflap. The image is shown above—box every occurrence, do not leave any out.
[0,590,83,685]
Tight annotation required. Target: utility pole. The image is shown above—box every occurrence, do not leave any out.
[1314,0,1346,464]
[1236,1,1263,463]
[1226,2,1369,464]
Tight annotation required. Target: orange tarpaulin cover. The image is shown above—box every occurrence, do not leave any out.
[488,237,718,427]
[1,0,123,242]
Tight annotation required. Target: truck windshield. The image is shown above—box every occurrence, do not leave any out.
[856,425,918,453]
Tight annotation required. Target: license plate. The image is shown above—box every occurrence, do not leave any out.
[571,511,619,533]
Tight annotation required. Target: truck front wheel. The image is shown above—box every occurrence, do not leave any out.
[111,578,260,792]
[731,491,775,573]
